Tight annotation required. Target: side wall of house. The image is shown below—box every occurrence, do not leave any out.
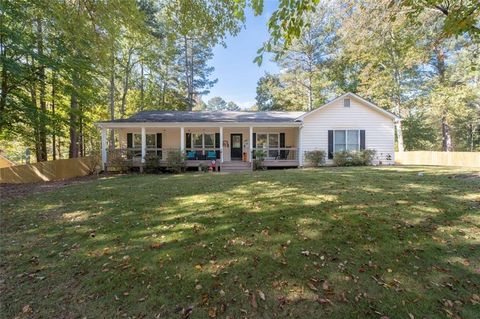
[301,97,395,165]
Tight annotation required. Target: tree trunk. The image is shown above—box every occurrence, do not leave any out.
[79,104,84,157]
[36,17,48,161]
[51,73,56,160]
[69,72,79,158]
[393,97,404,152]
[140,60,144,110]
[184,35,193,111]
[120,48,132,118]
[109,47,115,150]
[435,47,453,152]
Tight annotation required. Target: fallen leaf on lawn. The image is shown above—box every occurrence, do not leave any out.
[150,242,164,249]
[301,250,310,256]
[251,293,258,309]
[208,307,217,318]
[408,313,414,319]
[195,284,202,290]
[307,282,318,291]
[317,297,334,306]
[258,290,266,301]
[322,280,330,290]
[219,289,225,297]
[22,305,32,313]
[195,264,202,270]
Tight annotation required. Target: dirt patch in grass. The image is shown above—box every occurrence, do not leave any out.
[0,174,102,202]
[449,173,480,179]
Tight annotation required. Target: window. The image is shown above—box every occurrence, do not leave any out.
[334,130,359,152]
[344,98,350,107]
[133,133,156,148]
[256,134,267,148]
[256,133,280,158]
[192,133,203,148]
[204,134,215,148]
[132,133,159,158]
[190,133,216,149]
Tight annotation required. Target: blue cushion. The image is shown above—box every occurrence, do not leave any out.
[207,151,216,158]
[187,151,196,159]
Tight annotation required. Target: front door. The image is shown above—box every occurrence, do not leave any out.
[230,134,243,160]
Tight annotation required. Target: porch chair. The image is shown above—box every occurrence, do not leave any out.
[186,150,196,160]
[206,150,217,160]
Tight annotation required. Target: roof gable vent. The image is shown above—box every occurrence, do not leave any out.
[344,98,351,107]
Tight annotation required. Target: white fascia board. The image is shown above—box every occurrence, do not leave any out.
[95,122,302,129]
[296,92,401,121]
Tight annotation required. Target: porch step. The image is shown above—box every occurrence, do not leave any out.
[221,161,251,172]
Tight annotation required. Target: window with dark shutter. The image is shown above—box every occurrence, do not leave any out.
[127,133,133,148]
[328,130,334,159]
[360,130,366,150]
[186,133,191,148]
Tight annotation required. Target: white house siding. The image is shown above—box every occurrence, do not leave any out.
[301,97,395,165]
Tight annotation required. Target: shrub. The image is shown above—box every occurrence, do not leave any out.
[253,150,266,171]
[84,151,101,175]
[333,149,376,166]
[108,149,131,173]
[166,149,186,173]
[359,149,376,166]
[304,150,326,167]
[144,154,160,173]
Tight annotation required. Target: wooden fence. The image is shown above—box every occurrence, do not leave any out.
[395,151,480,168]
[0,156,98,184]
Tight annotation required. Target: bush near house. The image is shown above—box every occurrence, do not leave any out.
[166,149,186,173]
[304,150,326,167]
[144,154,161,173]
[253,150,266,170]
[333,149,376,166]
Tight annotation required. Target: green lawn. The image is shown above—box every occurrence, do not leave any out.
[1,166,479,318]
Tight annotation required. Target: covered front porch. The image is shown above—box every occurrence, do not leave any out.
[98,123,301,171]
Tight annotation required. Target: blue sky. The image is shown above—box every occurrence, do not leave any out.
[203,1,280,109]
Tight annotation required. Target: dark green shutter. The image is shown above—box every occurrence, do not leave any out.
[252,133,256,159]
[328,130,333,159]
[280,133,286,159]
[156,133,162,148]
[279,133,285,147]
[127,133,133,148]
[360,130,365,150]
[215,133,220,148]
[186,133,191,148]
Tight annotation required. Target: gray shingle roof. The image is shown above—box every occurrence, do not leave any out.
[103,111,305,123]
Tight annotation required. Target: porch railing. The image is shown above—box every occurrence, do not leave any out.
[106,148,221,164]
[252,148,298,161]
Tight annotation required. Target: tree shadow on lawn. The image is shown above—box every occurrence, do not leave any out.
[1,167,479,318]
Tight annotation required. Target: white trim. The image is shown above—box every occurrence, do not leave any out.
[219,127,224,163]
[180,127,185,151]
[298,125,303,166]
[141,127,146,163]
[296,92,400,121]
[101,127,107,170]
[249,126,253,162]
[96,122,301,129]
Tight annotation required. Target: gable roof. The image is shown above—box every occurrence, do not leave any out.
[100,111,306,123]
[296,92,401,121]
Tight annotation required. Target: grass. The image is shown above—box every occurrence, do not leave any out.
[1,166,479,318]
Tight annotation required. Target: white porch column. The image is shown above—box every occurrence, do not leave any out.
[219,126,224,163]
[141,127,146,163]
[249,126,253,162]
[101,127,107,171]
[298,125,303,166]
[180,127,185,152]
